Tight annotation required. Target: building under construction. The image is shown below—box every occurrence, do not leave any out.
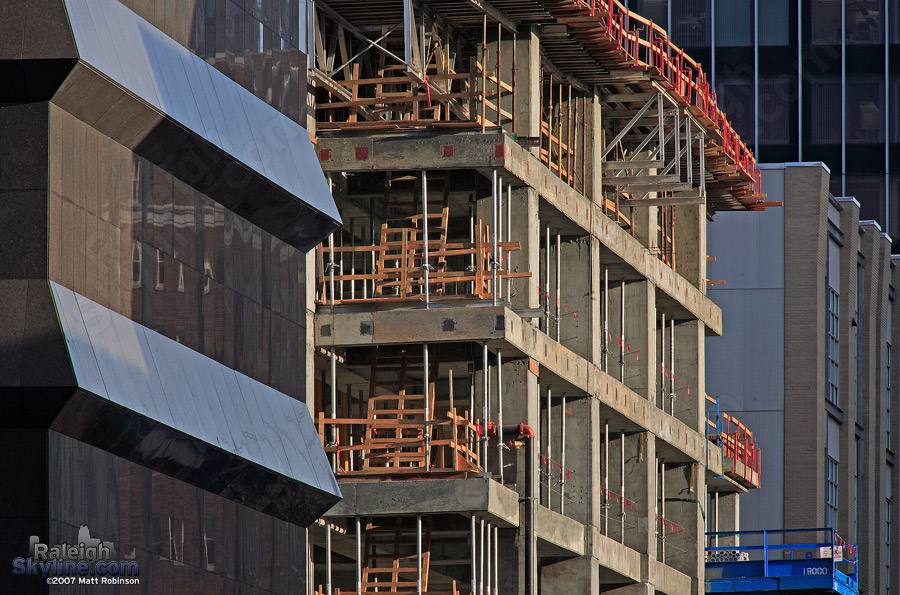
[306,1,766,594]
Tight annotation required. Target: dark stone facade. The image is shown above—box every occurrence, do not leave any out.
[0,1,340,593]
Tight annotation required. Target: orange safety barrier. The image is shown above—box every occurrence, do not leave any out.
[556,0,762,199]
[718,412,762,486]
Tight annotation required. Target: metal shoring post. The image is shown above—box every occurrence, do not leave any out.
[417,514,423,595]
[482,343,490,472]
[350,218,355,300]
[492,170,499,305]
[470,200,476,295]
[479,518,485,595]
[604,421,609,535]
[661,460,666,563]
[493,525,499,595]
[545,226,551,334]
[560,393,567,515]
[330,350,337,473]
[424,341,431,466]
[714,489,719,547]
[506,185,512,301]
[603,267,609,372]
[470,515,477,595]
[356,516,362,595]
[546,387,552,508]
[660,312,666,409]
[620,432,625,541]
[328,234,336,311]
[497,350,504,483]
[619,280,625,383]
[497,176,503,302]
[369,196,376,298]
[486,521,491,595]
[423,170,430,308]
[470,370,476,456]
[556,233,561,343]
[326,520,333,595]
[669,318,675,415]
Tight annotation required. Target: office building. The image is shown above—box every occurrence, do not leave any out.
[707,162,898,595]
[0,0,342,592]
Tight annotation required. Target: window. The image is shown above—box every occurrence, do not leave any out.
[759,0,790,45]
[888,464,893,595]
[155,249,165,290]
[715,0,751,46]
[671,0,710,46]
[847,79,884,143]
[846,0,882,44]
[827,455,840,530]
[887,298,893,449]
[811,79,842,144]
[716,79,755,141]
[758,77,793,145]
[131,241,142,288]
[847,177,886,222]
[631,0,668,30]
[203,515,216,571]
[828,287,840,406]
[812,0,842,44]
[827,416,841,531]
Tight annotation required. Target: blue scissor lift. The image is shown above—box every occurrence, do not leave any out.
[706,528,858,595]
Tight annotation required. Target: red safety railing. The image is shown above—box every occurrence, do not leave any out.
[719,412,762,486]
[561,0,763,197]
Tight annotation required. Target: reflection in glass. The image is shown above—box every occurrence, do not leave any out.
[846,0,882,43]
[759,0,790,45]
[672,0,710,46]
[811,0,842,44]
[847,79,884,142]
[810,78,841,143]
[715,0,751,46]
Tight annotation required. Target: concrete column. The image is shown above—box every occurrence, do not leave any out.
[590,238,603,367]
[585,88,603,204]
[660,462,704,580]
[514,26,541,151]
[631,205,658,253]
[505,359,538,595]
[608,281,656,400]
[508,187,540,310]
[557,239,592,361]
[673,202,706,290]
[715,491,741,547]
[673,320,705,433]
[607,432,656,560]
[561,396,598,526]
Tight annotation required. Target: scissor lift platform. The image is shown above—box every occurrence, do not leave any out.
[706,529,858,595]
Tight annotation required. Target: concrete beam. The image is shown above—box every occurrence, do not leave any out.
[589,528,643,583]
[315,134,722,334]
[315,305,724,473]
[649,561,692,595]
[324,477,519,526]
[535,505,586,556]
